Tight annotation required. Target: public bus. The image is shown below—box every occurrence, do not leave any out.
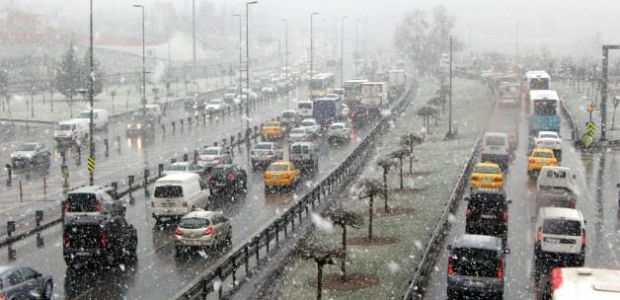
[343,79,368,106]
[526,70,551,91]
[308,73,335,99]
[538,267,620,300]
[528,89,561,135]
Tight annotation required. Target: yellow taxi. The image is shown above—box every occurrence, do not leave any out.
[527,148,557,178]
[264,161,301,191]
[470,162,503,190]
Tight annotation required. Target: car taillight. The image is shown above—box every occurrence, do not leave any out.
[63,232,67,248]
[174,226,181,235]
[99,231,108,249]
[204,226,213,236]
[551,161,557,165]
[502,210,509,222]
[447,256,454,275]
[496,259,504,278]
[0,292,6,300]
[494,177,502,182]
[471,176,479,181]
[182,202,188,208]
[283,173,290,179]
[537,227,542,242]
[213,157,221,162]
[550,268,563,292]
[227,174,235,181]
[581,228,586,246]
[466,207,472,220]
[95,200,102,212]
[268,151,274,156]
[529,159,536,164]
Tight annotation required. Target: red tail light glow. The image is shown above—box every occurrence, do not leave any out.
[227,174,235,181]
[447,256,454,275]
[174,226,181,235]
[204,226,213,236]
[493,177,502,182]
[466,207,472,220]
[213,157,221,162]
[182,202,188,208]
[95,200,102,212]
[550,268,563,292]
[581,228,586,246]
[537,227,542,242]
[529,159,536,164]
[99,231,108,249]
[502,210,509,222]
[471,176,479,181]
[283,173,290,179]
[496,259,504,278]
[0,292,6,300]
[63,232,67,248]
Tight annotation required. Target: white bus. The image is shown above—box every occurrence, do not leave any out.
[297,100,313,119]
[538,267,620,300]
[308,73,335,99]
[526,70,551,91]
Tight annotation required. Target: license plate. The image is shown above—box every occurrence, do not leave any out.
[481,214,496,219]
[272,174,280,179]
[469,279,485,287]
[76,251,90,256]
[482,177,492,182]
[182,240,204,246]
[544,237,560,243]
[162,202,175,207]
[490,146,500,151]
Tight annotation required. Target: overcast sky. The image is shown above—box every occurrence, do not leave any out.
[10,0,620,57]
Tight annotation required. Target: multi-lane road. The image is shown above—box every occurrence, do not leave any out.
[423,103,620,299]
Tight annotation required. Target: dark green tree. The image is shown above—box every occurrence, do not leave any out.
[390,148,412,191]
[82,48,105,97]
[55,44,82,98]
[377,157,397,210]
[299,244,345,300]
[322,208,363,281]
[358,179,383,241]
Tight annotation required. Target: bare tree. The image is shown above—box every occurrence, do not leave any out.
[358,178,383,241]
[299,244,345,300]
[322,208,363,280]
[376,157,397,210]
[401,134,424,173]
[416,106,436,132]
[390,148,412,190]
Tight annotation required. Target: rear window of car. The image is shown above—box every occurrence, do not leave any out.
[329,124,344,130]
[59,124,72,130]
[282,111,295,117]
[451,248,498,277]
[540,133,557,139]
[210,166,230,175]
[290,128,305,134]
[180,217,210,229]
[166,164,188,171]
[470,196,505,215]
[301,121,314,127]
[202,149,219,155]
[255,144,273,150]
[298,103,312,109]
[154,185,183,198]
[473,166,500,174]
[533,151,553,158]
[267,164,288,171]
[543,219,581,236]
[485,136,506,146]
[67,193,97,212]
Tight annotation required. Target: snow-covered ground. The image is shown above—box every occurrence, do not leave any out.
[274,76,494,299]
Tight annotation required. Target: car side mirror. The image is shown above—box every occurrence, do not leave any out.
[446,244,452,251]
[504,248,511,254]
[463,196,470,202]
[572,174,576,179]
[584,220,587,225]
[507,199,512,204]
[617,183,620,188]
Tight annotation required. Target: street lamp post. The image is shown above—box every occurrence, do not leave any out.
[245,1,258,132]
[310,12,319,81]
[192,0,196,80]
[515,21,519,67]
[341,16,348,86]
[133,4,147,115]
[355,18,361,76]
[281,18,288,108]
[233,14,242,97]
[88,0,95,185]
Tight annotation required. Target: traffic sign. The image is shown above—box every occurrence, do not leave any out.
[587,104,594,112]
[87,156,95,173]
[586,121,596,136]
[61,165,69,179]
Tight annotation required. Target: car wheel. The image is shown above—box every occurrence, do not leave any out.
[175,246,184,255]
[225,230,232,246]
[42,280,53,300]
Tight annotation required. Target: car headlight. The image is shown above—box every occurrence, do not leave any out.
[127,124,131,129]
[137,124,142,129]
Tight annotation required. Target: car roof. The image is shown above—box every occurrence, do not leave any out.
[539,166,571,172]
[301,118,316,122]
[532,148,554,154]
[330,122,346,127]
[182,209,220,219]
[204,146,224,150]
[452,234,503,251]
[538,131,558,135]
[270,161,291,166]
[470,188,506,198]
[539,207,583,220]
[158,173,200,181]
[484,132,508,137]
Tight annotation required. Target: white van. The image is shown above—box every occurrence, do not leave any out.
[480,132,510,170]
[297,100,313,119]
[53,119,89,146]
[77,109,110,131]
[150,173,210,223]
[136,104,162,123]
[536,166,577,210]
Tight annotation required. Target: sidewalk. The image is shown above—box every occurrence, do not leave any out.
[555,80,620,143]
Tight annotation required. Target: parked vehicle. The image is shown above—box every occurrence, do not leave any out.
[250,142,284,171]
[10,142,51,170]
[0,265,53,299]
[76,108,109,131]
[149,173,211,224]
[173,208,232,254]
[446,234,510,300]
[63,215,138,267]
[207,164,247,197]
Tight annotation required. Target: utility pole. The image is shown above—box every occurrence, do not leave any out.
[192,0,196,80]
[310,12,319,80]
[245,1,258,131]
[281,19,289,108]
[88,0,95,185]
[341,16,348,86]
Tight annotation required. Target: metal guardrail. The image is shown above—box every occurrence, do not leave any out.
[171,82,417,299]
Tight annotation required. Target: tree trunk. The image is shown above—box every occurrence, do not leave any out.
[383,171,389,211]
[341,225,347,280]
[368,195,374,241]
[399,157,404,190]
[409,155,413,174]
[317,263,324,300]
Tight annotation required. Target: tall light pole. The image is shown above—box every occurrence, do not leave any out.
[233,14,242,95]
[134,4,146,115]
[355,18,361,76]
[281,18,289,108]
[310,12,319,80]
[192,0,196,80]
[245,1,258,131]
[340,16,348,86]
[515,21,519,67]
[88,0,95,185]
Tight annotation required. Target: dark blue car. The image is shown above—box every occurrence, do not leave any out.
[0,266,53,299]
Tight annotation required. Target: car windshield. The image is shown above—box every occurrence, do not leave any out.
[485,136,505,146]
[282,111,295,117]
[267,164,288,171]
[298,103,312,109]
[255,144,273,150]
[210,167,230,175]
[329,124,344,130]
[301,121,314,127]
[154,185,183,198]
[540,133,557,139]
[473,166,500,174]
[290,128,305,134]
[17,144,37,151]
[66,193,97,212]
[451,248,498,277]
[201,149,219,155]
[78,112,91,118]
[543,219,581,236]
[180,217,210,229]
[533,151,553,158]
[59,124,73,130]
